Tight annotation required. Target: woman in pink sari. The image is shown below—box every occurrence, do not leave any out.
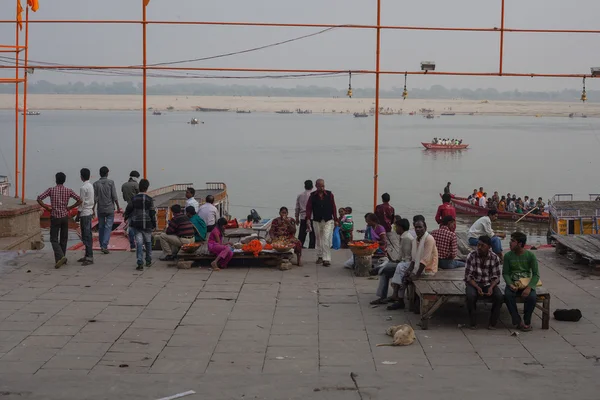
[269,206,302,266]
[209,218,233,271]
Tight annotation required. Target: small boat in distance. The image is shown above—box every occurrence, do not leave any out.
[422,142,469,150]
[353,112,368,118]
[22,111,41,116]
[296,109,312,114]
[152,110,162,115]
[190,118,200,125]
[424,114,434,119]
[236,110,251,114]
[275,110,293,114]
[441,112,456,116]
[196,107,229,112]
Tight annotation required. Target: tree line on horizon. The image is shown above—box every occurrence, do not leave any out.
[0,80,596,102]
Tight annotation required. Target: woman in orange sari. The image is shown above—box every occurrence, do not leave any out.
[269,206,302,266]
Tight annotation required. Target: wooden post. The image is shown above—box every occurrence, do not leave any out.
[354,255,372,277]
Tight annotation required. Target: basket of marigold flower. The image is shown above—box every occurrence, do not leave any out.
[348,240,379,256]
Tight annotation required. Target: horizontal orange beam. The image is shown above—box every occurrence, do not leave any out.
[0,64,594,78]
[0,78,25,83]
[0,19,600,34]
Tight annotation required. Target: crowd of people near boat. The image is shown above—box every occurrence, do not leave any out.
[466,187,548,215]
[432,137,463,145]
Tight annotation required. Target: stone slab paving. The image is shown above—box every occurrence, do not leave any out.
[0,247,599,399]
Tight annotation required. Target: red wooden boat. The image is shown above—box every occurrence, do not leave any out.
[450,196,549,223]
[422,142,469,150]
[68,211,130,252]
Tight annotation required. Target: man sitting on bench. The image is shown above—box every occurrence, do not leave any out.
[503,232,541,332]
[464,235,503,330]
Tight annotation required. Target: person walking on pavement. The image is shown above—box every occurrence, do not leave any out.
[295,179,316,249]
[93,166,121,254]
[37,172,82,268]
[121,170,140,252]
[305,179,338,267]
[77,168,94,266]
[124,179,156,271]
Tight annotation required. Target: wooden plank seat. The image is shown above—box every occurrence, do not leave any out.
[552,234,600,266]
[406,270,551,330]
[176,245,292,268]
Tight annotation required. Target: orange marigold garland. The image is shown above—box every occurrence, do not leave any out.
[242,239,263,257]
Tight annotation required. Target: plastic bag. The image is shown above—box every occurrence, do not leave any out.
[332,226,341,250]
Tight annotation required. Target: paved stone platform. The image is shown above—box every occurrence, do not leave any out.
[0,248,599,399]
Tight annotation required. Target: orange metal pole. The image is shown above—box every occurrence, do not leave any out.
[20,7,28,204]
[142,0,147,178]
[499,0,505,75]
[14,0,19,198]
[373,0,381,210]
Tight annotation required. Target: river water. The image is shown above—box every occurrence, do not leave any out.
[1,110,600,245]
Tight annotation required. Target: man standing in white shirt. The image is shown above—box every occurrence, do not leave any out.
[295,180,315,249]
[467,210,506,259]
[478,192,488,208]
[198,194,219,232]
[78,168,95,266]
[185,187,200,213]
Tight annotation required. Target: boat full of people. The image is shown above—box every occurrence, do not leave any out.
[422,138,468,150]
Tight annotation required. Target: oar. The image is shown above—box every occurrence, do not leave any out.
[515,207,539,223]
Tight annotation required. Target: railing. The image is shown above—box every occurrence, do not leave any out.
[589,194,600,201]
[206,182,227,192]
[147,183,193,198]
[552,194,574,202]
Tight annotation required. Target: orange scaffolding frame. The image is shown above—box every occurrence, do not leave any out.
[2,0,597,208]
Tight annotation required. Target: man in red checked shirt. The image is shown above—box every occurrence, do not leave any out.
[37,172,82,269]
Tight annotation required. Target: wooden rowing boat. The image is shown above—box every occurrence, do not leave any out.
[422,142,469,150]
[450,196,549,223]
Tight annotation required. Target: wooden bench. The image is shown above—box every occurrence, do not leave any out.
[178,251,292,268]
[406,270,551,330]
[552,234,600,267]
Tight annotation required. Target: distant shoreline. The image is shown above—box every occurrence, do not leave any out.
[1,94,598,117]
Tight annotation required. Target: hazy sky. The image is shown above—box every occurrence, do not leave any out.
[1,0,599,91]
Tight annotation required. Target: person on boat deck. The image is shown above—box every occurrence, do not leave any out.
[122,170,140,252]
[464,235,503,329]
[158,204,195,261]
[186,206,207,243]
[208,218,234,271]
[503,232,541,332]
[492,191,500,204]
[185,187,200,213]
[435,193,456,230]
[515,199,523,214]
[269,206,302,266]
[387,219,439,310]
[370,218,413,306]
[467,210,506,260]
[478,192,488,208]
[432,216,465,269]
[477,187,484,199]
[534,197,545,215]
[198,195,219,233]
[506,193,511,204]
[443,182,452,195]
[37,172,82,269]
[375,193,398,258]
[468,189,478,205]
[125,179,156,271]
[488,195,498,211]
[523,196,530,211]
[528,198,536,212]
[93,166,122,254]
[498,196,507,212]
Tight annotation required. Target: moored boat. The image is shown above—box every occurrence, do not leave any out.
[22,111,41,116]
[450,196,549,223]
[354,112,368,118]
[152,110,162,115]
[196,107,229,112]
[275,110,293,114]
[422,142,469,150]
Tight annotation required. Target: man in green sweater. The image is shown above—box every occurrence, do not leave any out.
[503,232,540,331]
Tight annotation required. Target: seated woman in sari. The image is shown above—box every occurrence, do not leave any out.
[208,218,233,271]
[269,206,302,266]
[358,213,387,255]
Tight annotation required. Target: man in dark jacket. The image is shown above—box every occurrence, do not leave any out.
[305,179,338,267]
[122,170,140,252]
[124,179,156,270]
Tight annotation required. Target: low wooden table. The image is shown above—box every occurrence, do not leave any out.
[177,251,292,268]
[406,270,551,330]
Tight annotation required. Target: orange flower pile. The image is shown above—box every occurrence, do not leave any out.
[242,239,263,257]
[348,241,379,250]
[264,243,273,250]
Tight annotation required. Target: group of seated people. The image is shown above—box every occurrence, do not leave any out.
[467,187,547,215]
[364,211,541,331]
[432,137,463,145]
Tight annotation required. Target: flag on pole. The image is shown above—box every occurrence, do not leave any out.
[144,0,150,6]
[17,1,24,31]
[27,0,39,12]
